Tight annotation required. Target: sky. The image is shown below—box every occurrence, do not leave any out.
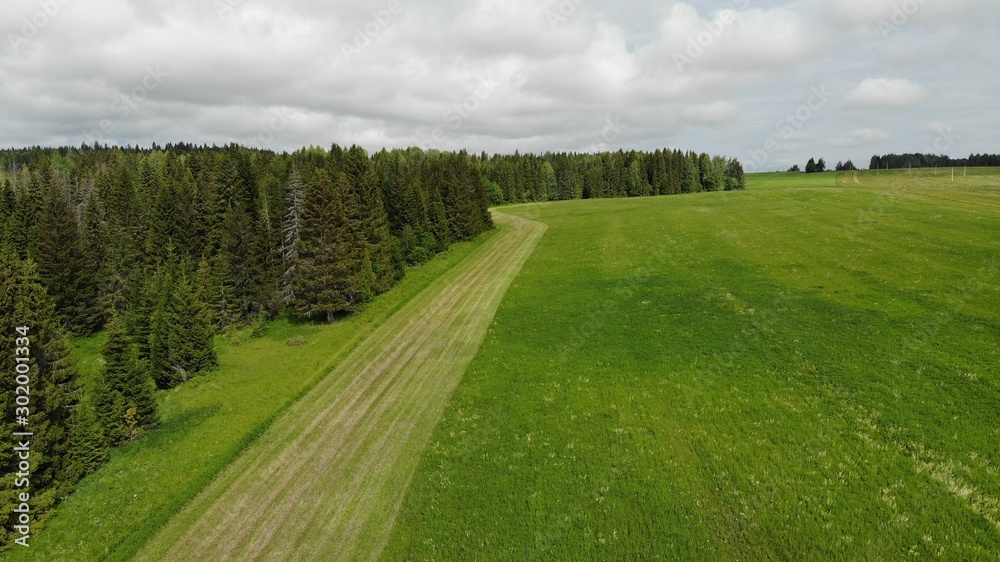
[2,0,998,171]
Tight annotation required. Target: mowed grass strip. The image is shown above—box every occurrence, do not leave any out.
[383,172,1000,560]
[135,212,546,561]
[7,230,495,562]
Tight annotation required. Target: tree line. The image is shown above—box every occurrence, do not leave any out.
[869,153,1000,170]
[479,149,745,205]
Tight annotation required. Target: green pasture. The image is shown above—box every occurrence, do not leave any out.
[383,170,1000,560]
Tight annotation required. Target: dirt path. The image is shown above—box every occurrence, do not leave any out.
[135,211,546,562]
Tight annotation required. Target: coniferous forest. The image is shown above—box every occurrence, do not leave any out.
[869,152,1000,170]
[0,142,742,548]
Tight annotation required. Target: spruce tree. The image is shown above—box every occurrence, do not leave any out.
[166,272,217,379]
[281,168,304,306]
[147,269,175,388]
[344,146,397,294]
[34,168,102,334]
[96,317,158,444]
[80,179,111,317]
[292,169,369,320]
[681,154,701,193]
[540,161,558,201]
[725,158,746,190]
[216,202,265,326]
[0,246,81,547]
[626,159,646,197]
[144,170,180,265]
[66,403,108,481]
[5,178,35,260]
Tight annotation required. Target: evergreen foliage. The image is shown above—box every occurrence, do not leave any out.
[95,318,158,444]
[0,246,83,549]
[479,149,746,204]
[34,167,103,335]
[67,403,108,481]
[870,152,1000,170]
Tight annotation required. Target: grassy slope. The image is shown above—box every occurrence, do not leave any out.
[134,213,545,561]
[383,171,1000,560]
[9,231,496,562]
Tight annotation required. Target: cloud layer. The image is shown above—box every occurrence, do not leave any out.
[844,78,929,109]
[1,0,998,170]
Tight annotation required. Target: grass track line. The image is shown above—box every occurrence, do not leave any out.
[135,211,546,561]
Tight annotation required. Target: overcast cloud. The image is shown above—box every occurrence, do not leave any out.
[2,0,998,170]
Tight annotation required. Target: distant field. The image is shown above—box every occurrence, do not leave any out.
[749,168,1000,208]
[384,170,1000,559]
[745,170,841,189]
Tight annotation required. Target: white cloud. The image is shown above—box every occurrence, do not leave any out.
[830,0,995,26]
[638,3,824,77]
[844,78,929,108]
[852,127,891,142]
[684,101,739,125]
[0,0,997,167]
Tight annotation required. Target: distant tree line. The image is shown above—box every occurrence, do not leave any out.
[479,149,745,205]
[789,157,842,173]
[869,153,1000,170]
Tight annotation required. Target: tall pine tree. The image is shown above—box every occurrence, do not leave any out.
[34,167,102,335]
[96,317,158,444]
[0,246,81,548]
[280,168,304,306]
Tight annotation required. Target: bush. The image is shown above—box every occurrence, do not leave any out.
[408,246,432,265]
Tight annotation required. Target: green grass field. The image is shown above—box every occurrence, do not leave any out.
[8,230,498,562]
[14,168,1000,560]
[382,170,1000,559]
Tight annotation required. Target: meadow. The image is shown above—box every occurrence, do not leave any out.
[11,168,1000,560]
[383,169,1000,559]
[8,230,497,562]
